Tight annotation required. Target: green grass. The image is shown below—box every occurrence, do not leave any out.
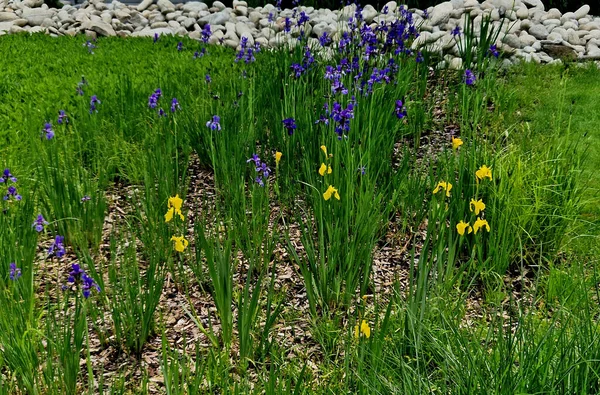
[0,30,598,394]
[504,63,600,225]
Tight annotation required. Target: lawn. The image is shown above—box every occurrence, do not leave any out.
[0,29,598,394]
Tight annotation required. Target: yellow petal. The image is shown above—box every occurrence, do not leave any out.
[476,165,492,181]
[164,207,174,223]
[168,194,183,211]
[319,163,327,176]
[275,151,282,165]
[452,137,463,150]
[320,145,327,156]
[361,320,371,338]
[456,221,468,236]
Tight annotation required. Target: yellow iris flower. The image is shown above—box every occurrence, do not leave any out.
[476,165,492,181]
[323,185,340,201]
[433,181,453,197]
[469,198,486,215]
[473,217,490,234]
[275,151,282,165]
[170,235,189,252]
[164,194,184,222]
[452,137,463,150]
[320,145,327,156]
[456,220,472,236]
[319,163,333,176]
[354,320,371,339]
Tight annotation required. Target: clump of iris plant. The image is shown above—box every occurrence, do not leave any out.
[247,154,271,187]
[67,263,101,298]
[89,95,101,113]
[48,235,66,258]
[282,117,297,135]
[33,214,49,232]
[235,36,260,64]
[43,122,54,140]
[9,263,21,281]
[206,115,221,131]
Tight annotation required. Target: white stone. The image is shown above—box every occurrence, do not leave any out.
[516,6,528,19]
[182,2,207,14]
[362,4,377,23]
[22,8,54,26]
[429,1,453,26]
[0,12,17,22]
[137,0,153,12]
[157,0,175,14]
[573,5,590,20]
[529,24,548,39]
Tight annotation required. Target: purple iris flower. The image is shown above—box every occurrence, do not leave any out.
[9,263,21,281]
[67,263,101,298]
[297,11,309,26]
[331,102,354,139]
[153,32,159,43]
[48,235,66,258]
[319,32,331,47]
[464,69,476,86]
[170,98,180,113]
[201,24,211,43]
[81,195,91,202]
[58,110,68,125]
[194,48,207,58]
[268,12,274,23]
[4,185,22,201]
[395,100,407,119]
[284,17,292,33]
[89,95,100,114]
[84,40,96,54]
[32,214,49,232]
[177,41,183,51]
[43,122,54,140]
[76,77,87,96]
[452,26,461,37]
[416,51,424,63]
[206,115,221,131]
[0,169,17,183]
[489,44,499,58]
[158,108,166,117]
[247,154,271,187]
[148,88,162,109]
[282,118,297,135]
[205,74,211,83]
